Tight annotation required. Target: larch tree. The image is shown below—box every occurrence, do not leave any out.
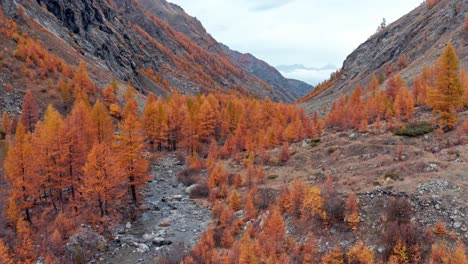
[262,207,286,247]
[115,101,149,204]
[4,123,34,223]
[301,236,318,264]
[141,100,167,151]
[0,239,14,264]
[73,60,97,98]
[428,43,464,129]
[321,247,344,264]
[64,100,93,201]
[301,186,326,221]
[91,100,114,144]
[103,80,118,105]
[82,143,124,217]
[20,90,39,132]
[198,99,217,142]
[40,105,68,213]
[345,192,360,231]
[394,87,415,122]
[346,241,375,264]
[15,219,34,263]
[2,111,11,136]
[386,74,405,102]
[368,74,380,95]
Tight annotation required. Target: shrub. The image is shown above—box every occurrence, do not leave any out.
[189,181,209,198]
[327,147,336,154]
[394,122,433,137]
[268,174,279,180]
[177,168,200,186]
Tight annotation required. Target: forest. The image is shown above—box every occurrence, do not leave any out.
[1,1,468,264]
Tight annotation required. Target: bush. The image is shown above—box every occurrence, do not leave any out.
[394,122,433,137]
[327,147,336,154]
[268,174,279,180]
[189,181,209,198]
[177,168,200,186]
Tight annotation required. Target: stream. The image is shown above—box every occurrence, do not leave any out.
[95,154,211,264]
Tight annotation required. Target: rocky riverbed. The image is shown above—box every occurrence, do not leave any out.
[95,154,211,264]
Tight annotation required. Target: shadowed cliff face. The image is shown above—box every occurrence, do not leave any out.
[301,0,468,114]
[1,0,310,102]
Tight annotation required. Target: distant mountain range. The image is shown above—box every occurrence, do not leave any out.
[276,64,337,86]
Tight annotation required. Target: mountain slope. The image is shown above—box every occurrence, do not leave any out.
[137,0,313,101]
[300,0,468,113]
[0,0,310,107]
[221,45,313,99]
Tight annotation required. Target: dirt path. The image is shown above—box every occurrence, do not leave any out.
[96,154,210,264]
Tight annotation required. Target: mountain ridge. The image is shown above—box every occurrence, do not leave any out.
[300,0,468,114]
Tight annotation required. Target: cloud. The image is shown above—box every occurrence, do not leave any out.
[279,68,336,86]
[248,0,293,11]
[168,0,421,84]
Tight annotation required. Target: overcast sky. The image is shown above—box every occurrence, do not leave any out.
[168,0,422,85]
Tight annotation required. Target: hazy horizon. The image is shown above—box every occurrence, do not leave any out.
[168,0,421,85]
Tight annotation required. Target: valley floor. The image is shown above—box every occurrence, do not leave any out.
[95,154,210,264]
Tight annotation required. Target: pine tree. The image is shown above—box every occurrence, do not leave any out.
[428,43,464,129]
[20,90,39,132]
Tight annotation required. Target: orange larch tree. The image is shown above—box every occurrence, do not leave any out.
[73,61,97,98]
[91,100,114,144]
[141,99,168,151]
[346,241,375,264]
[115,100,149,204]
[198,99,217,143]
[20,90,39,132]
[82,143,125,217]
[345,192,360,231]
[39,105,69,213]
[64,100,94,201]
[1,111,11,136]
[428,43,464,129]
[0,239,14,264]
[386,74,405,102]
[394,86,415,122]
[4,123,34,223]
